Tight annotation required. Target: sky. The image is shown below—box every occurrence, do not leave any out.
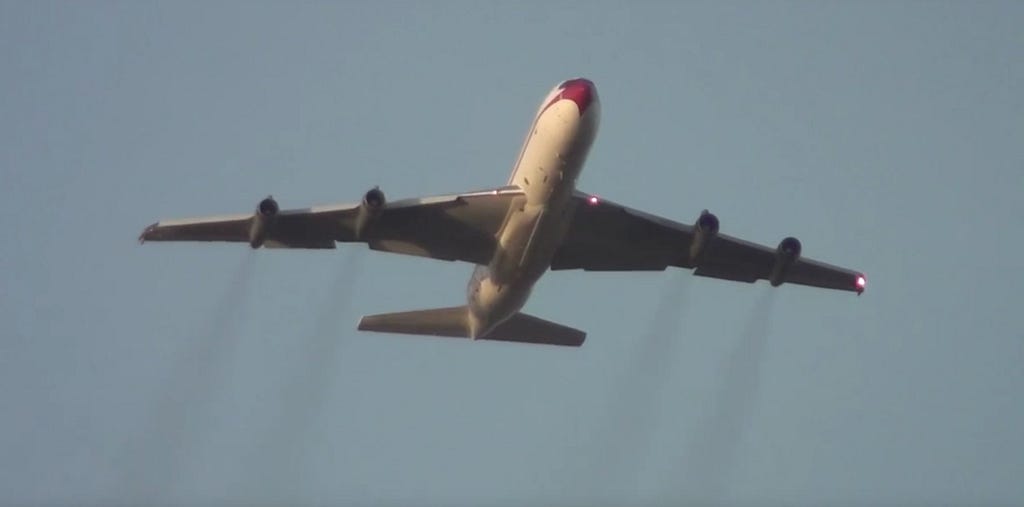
[2,2,1022,506]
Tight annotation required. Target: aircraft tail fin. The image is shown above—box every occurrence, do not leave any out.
[357,306,585,347]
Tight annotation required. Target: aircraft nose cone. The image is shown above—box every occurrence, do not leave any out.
[560,78,597,114]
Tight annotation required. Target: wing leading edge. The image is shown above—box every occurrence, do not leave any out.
[552,191,866,294]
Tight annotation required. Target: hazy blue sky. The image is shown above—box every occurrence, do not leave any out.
[2,2,1022,506]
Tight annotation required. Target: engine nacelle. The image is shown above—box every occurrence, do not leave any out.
[356,187,386,238]
[362,187,386,210]
[688,209,719,264]
[249,195,279,248]
[769,236,801,286]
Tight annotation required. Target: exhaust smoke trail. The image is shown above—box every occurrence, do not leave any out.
[250,249,363,501]
[590,273,692,496]
[679,288,776,505]
[124,252,257,503]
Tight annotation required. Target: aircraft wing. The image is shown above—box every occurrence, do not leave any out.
[139,187,526,265]
[551,191,865,293]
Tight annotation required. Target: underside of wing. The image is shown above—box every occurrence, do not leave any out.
[550,193,691,271]
[360,188,523,264]
[139,213,256,243]
[138,196,341,249]
[553,191,865,294]
[692,234,866,293]
[138,187,524,264]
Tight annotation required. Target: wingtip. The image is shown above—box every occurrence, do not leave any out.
[568,330,587,347]
[355,315,370,331]
[138,222,158,244]
[565,335,586,347]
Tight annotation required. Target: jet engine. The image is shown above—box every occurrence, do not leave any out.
[688,209,719,264]
[356,187,386,238]
[769,236,801,286]
[362,187,386,210]
[249,195,279,248]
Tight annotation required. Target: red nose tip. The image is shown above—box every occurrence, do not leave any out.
[560,78,596,114]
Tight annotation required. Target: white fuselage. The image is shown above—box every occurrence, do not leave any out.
[466,79,601,338]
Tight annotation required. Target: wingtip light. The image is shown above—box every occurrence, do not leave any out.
[856,275,866,295]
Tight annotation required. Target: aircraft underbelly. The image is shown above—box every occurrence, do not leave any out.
[469,202,565,322]
[465,97,598,337]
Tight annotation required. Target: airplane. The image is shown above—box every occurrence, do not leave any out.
[139,78,865,347]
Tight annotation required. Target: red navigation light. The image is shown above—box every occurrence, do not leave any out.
[588,195,600,205]
[855,275,867,294]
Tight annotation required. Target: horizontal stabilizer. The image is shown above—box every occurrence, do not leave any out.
[357,306,585,347]
[358,306,469,338]
[484,312,586,346]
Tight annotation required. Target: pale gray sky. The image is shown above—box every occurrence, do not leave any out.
[2,2,1022,506]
